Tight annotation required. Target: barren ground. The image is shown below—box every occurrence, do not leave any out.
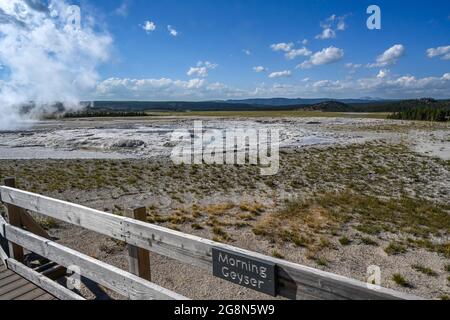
[0,116,449,300]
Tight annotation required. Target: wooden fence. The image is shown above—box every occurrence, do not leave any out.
[0,178,422,300]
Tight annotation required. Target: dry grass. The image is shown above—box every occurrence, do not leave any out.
[253,190,450,257]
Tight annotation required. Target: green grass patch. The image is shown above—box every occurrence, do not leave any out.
[339,237,352,246]
[412,265,438,277]
[392,274,412,288]
[385,242,407,255]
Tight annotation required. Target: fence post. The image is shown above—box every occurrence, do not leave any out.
[126,207,151,281]
[3,177,24,262]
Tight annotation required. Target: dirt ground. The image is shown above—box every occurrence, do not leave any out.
[0,117,449,300]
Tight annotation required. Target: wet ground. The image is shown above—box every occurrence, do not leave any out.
[0,117,399,160]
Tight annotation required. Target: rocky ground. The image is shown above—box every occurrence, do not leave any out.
[0,116,449,300]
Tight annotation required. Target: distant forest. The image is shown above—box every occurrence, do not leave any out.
[388,108,450,122]
[88,98,450,113]
[50,98,450,121]
[64,110,148,118]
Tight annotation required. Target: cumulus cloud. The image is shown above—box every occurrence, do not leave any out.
[270,42,294,52]
[271,42,311,60]
[368,44,405,67]
[315,14,347,40]
[377,69,390,79]
[93,72,450,100]
[426,45,450,60]
[302,39,308,45]
[304,73,450,98]
[0,0,112,130]
[298,46,344,69]
[187,61,218,78]
[253,66,267,73]
[167,25,178,37]
[268,70,292,78]
[315,28,336,40]
[95,77,247,100]
[243,49,251,55]
[285,47,312,60]
[143,20,156,32]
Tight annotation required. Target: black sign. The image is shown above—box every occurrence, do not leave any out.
[212,247,277,297]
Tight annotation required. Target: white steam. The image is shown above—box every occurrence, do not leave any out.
[0,0,112,130]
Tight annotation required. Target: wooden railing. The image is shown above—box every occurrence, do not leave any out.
[0,178,422,300]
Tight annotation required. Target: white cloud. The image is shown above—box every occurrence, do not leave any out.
[143,21,156,32]
[0,0,112,130]
[268,70,292,78]
[315,28,336,40]
[345,63,362,69]
[187,67,208,78]
[427,45,450,60]
[368,44,405,67]
[285,47,312,60]
[304,73,450,98]
[253,66,267,73]
[167,25,178,37]
[187,61,218,78]
[243,49,251,55]
[95,77,248,100]
[302,39,309,45]
[315,14,347,40]
[94,72,450,101]
[271,42,312,60]
[270,42,294,52]
[377,69,390,79]
[337,20,346,31]
[299,46,344,69]
[115,1,130,17]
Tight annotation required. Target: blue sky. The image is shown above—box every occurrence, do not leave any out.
[1,0,450,100]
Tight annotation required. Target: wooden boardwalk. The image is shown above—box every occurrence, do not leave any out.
[0,263,55,300]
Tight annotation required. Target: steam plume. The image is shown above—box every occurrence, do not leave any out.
[0,0,112,130]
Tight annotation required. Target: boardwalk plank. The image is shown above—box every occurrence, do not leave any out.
[0,278,29,297]
[14,287,47,300]
[0,270,15,281]
[34,293,55,300]
[0,283,36,300]
[0,274,22,287]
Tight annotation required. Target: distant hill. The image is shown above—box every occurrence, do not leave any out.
[302,101,352,112]
[224,97,385,106]
[86,98,450,113]
[291,98,450,113]
[90,100,323,112]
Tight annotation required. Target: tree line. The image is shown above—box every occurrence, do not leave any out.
[63,110,149,118]
[388,107,450,122]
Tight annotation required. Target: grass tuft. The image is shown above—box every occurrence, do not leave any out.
[339,237,351,246]
[412,265,438,277]
[392,274,412,288]
[385,242,407,255]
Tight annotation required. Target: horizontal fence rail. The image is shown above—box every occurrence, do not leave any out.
[0,186,422,300]
[0,216,187,300]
